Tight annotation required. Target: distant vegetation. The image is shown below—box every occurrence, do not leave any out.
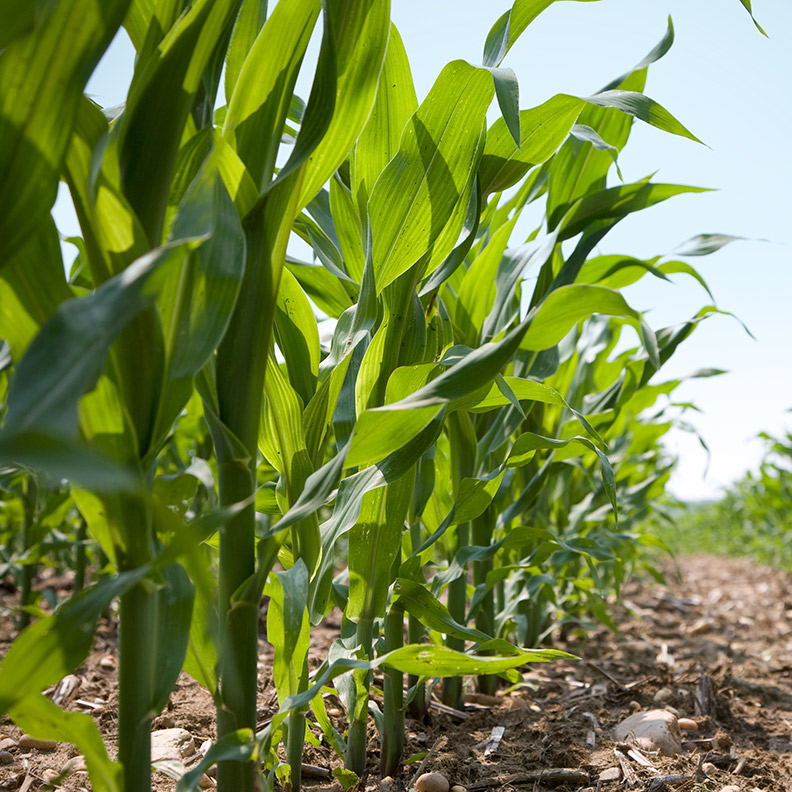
[654,428,792,571]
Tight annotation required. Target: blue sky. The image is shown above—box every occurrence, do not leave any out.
[62,0,791,501]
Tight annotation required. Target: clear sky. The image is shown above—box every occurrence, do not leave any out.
[61,0,791,502]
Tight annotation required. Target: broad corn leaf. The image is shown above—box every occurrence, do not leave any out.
[483,0,601,68]
[369,61,494,292]
[0,0,130,261]
[351,23,417,212]
[224,0,320,190]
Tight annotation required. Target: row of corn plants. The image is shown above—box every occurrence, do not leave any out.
[0,0,764,790]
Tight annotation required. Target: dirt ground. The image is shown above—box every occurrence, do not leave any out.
[2,554,792,792]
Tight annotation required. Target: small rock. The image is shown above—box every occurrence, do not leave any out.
[63,756,88,774]
[415,772,450,792]
[380,777,397,791]
[17,735,57,751]
[0,751,13,765]
[0,738,15,751]
[702,762,718,775]
[450,786,467,792]
[41,768,59,783]
[718,787,741,792]
[678,718,699,731]
[653,687,674,703]
[613,709,682,756]
[198,773,215,789]
[598,767,621,782]
[151,728,196,762]
[99,655,116,670]
[153,715,176,729]
[664,705,681,717]
[327,707,342,717]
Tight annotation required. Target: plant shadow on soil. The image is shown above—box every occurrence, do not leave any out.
[2,555,792,792]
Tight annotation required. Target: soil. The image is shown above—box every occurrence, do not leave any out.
[2,555,792,792]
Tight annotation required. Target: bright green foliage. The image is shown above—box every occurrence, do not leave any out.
[0,1,765,791]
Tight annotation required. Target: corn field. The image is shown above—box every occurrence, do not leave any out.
[0,1,765,791]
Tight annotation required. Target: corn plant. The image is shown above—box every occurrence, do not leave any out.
[0,1,766,792]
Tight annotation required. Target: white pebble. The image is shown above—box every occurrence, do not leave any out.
[415,772,450,792]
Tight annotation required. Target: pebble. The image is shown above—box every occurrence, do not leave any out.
[613,709,682,757]
[62,756,88,774]
[678,717,699,731]
[415,772,450,792]
[150,728,196,762]
[17,735,57,750]
[719,787,741,792]
[380,777,397,791]
[653,687,674,703]
[450,786,467,792]
[0,738,15,751]
[99,655,116,670]
[41,769,58,783]
[198,773,215,788]
[0,751,13,765]
[702,762,718,775]
[598,767,621,781]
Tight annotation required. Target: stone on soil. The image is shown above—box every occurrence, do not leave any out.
[598,767,621,781]
[415,772,450,792]
[613,709,682,756]
[151,728,196,762]
[17,735,57,750]
[0,751,13,765]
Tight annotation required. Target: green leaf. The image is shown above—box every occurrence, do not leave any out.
[151,563,195,713]
[267,560,310,700]
[0,568,148,712]
[8,695,122,792]
[392,578,492,644]
[148,173,246,460]
[4,239,201,440]
[224,0,269,100]
[584,90,701,143]
[369,60,494,292]
[290,0,391,208]
[224,0,320,189]
[347,474,413,621]
[482,0,601,68]
[558,182,710,240]
[0,0,130,261]
[378,644,572,677]
[737,0,767,36]
[176,730,256,792]
[274,269,320,404]
[119,0,244,241]
[351,23,417,212]
[671,233,748,257]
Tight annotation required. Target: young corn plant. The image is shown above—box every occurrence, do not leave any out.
[0,1,766,791]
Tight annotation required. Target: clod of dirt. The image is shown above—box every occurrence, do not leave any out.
[415,772,450,792]
[150,728,197,762]
[613,709,682,756]
[17,735,57,750]
[0,751,13,764]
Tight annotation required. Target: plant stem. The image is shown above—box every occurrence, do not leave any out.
[381,604,405,776]
[216,458,258,792]
[442,522,469,710]
[74,518,87,593]
[346,616,374,776]
[118,581,156,792]
[472,512,497,696]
